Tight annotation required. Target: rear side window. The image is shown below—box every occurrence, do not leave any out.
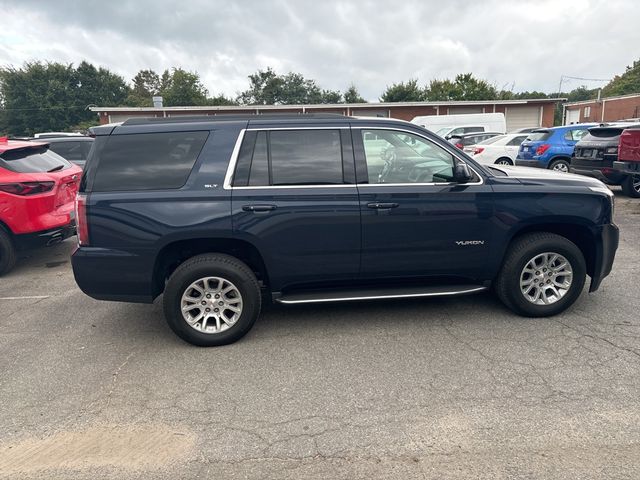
[91,131,208,192]
[564,129,588,141]
[233,129,345,186]
[507,135,528,146]
[0,146,70,173]
[48,141,92,161]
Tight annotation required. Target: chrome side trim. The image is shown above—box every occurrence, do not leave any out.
[223,129,246,190]
[276,286,487,304]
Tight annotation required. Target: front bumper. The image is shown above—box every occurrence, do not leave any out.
[515,159,544,168]
[14,222,76,250]
[589,223,619,292]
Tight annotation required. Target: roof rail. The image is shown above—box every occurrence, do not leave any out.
[122,113,350,126]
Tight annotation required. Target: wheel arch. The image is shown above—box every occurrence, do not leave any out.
[504,222,597,278]
[152,237,270,299]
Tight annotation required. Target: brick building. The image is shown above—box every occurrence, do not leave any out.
[564,93,640,124]
[91,98,560,132]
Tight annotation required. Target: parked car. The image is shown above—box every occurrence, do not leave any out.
[412,113,506,138]
[32,136,94,169]
[510,127,539,134]
[612,126,640,198]
[515,124,598,172]
[448,132,502,149]
[464,133,530,165]
[72,114,618,347]
[570,123,640,196]
[0,138,81,275]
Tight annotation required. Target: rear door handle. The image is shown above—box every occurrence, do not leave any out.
[367,202,399,209]
[242,204,277,212]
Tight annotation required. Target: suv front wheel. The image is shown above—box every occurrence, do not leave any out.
[163,254,261,346]
[495,233,586,317]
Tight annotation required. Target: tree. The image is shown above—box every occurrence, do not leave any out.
[380,79,425,102]
[425,73,498,101]
[0,61,128,136]
[238,68,341,105]
[343,84,366,103]
[602,59,640,97]
[566,86,598,102]
[160,68,209,106]
[125,69,161,106]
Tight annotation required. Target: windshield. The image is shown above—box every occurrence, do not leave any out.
[435,127,453,136]
[0,146,70,173]
[477,135,505,145]
[526,131,552,142]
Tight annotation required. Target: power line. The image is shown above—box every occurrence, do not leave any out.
[560,75,611,82]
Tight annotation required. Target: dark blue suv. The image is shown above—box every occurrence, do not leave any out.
[72,115,618,346]
[515,124,597,172]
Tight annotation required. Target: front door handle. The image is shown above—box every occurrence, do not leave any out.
[242,204,277,212]
[367,202,399,209]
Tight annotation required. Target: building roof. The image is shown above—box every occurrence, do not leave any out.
[90,98,564,113]
[565,92,640,107]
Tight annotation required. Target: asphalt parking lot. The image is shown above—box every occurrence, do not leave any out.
[0,193,639,480]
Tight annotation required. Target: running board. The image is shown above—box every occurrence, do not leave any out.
[275,284,487,305]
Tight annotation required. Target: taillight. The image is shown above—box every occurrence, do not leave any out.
[75,193,89,246]
[535,144,551,156]
[0,181,54,195]
[455,142,464,149]
[472,147,484,155]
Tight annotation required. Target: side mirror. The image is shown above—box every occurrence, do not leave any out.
[453,163,473,183]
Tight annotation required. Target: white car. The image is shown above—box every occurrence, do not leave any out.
[464,133,530,165]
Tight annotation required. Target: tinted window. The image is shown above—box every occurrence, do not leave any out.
[49,141,92,161]
[478,135,504,145]
[269,130,343,185]
[248,131,269,186]
[463,127,484,133]
[564,129,589,141]
[507,135,528,146]
[361,129,456,184]
[0,146,70,173]
[92,131,208,192]
[526,131,552,141]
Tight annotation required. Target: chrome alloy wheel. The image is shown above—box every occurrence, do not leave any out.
[519,252,573,305]
[496,159,511,165]
[552,162,569,173]
[632,174,640,194]
[180,277,243,334]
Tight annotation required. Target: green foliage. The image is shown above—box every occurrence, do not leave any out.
[380,79,425,102]
[237,68,344,105]
[0,61,128,136]
[601,60,640,97]
[426,73,498,101]
[343,84,366,103]
[160,68,209,106]
[566,85,598,102]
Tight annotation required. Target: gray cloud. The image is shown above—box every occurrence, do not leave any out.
[0,0,637,101]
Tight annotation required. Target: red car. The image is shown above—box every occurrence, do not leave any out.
[0,137,82,274]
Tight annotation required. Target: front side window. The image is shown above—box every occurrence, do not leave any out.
[361,129,456,184]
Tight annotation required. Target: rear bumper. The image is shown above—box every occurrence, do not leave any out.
[515,159,544,168]
[570,159,625,184]
[71,246,155,303]
[589,223,619,292]
[613,161,640,175]
[15,221,76,250]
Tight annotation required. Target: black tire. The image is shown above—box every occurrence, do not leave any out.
[621,174,640,198]
[163,254,261,347]
[548,158,570,173]
[0,228,17,276]
[494,157,513,166]
[495,233,586,317]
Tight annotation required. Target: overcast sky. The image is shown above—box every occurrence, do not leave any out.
[0,0,637,101]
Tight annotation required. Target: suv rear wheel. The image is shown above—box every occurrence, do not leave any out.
[621,174,640,198]
[0,229,17,276]
[163,254,261,346]
[495,233,586,317]
[549,159,570,173]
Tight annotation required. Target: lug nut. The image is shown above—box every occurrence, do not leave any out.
[219,301,224,306]
[214,308,219,312]
[201,301,206,305]
[214,294,220,299]
[206,294,211,299]
[205,308,210,312]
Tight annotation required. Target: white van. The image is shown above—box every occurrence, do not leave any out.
[411,113,506,139]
